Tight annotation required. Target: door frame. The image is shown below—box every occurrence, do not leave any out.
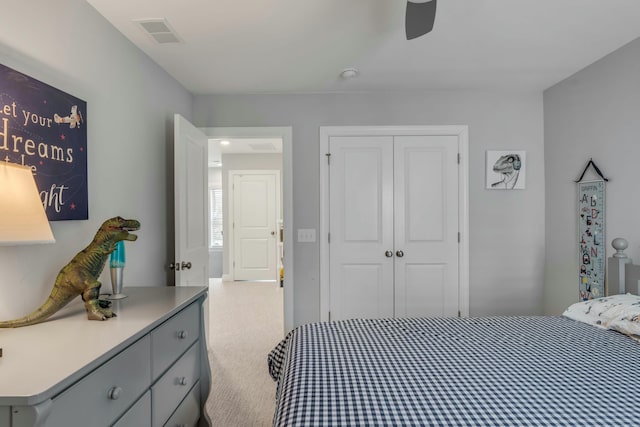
[319,125,469,321]
[228,169,281,281]
[200,126,293,333]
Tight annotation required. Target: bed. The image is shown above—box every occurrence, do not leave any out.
[268,294,640,426]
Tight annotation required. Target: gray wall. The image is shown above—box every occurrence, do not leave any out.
[221,153,283,276]
[193,91,546,327]
[0,0,192,319]
[543,38,640,315]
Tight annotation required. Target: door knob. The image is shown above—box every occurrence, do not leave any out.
[385,250,393,257]
[181,261,192,270]
[271,231,276,236]
[169,262,180,271]
[396,250,404,258]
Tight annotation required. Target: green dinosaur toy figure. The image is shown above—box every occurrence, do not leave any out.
[0,216,140,328]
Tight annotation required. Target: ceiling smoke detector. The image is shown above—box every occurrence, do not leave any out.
[339,68,359,80]
[135,18,182,44]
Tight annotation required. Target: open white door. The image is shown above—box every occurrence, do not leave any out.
[174,114,209,287]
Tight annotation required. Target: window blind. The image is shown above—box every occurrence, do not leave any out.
[209,188,223,247]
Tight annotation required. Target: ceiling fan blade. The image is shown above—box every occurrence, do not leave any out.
[405,0,437,40]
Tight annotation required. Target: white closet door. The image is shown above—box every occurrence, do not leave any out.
[393,136,459,317]
[329,136,395,321]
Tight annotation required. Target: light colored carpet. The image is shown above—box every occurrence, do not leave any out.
[205,279,284,426]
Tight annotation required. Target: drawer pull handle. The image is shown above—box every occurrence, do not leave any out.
[108,386,122,400]
[178,330,188,339]
[178,376,188,386]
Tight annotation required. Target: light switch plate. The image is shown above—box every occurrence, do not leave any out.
[297,228,316,243]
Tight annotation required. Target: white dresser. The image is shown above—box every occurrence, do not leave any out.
[0,286,211,427]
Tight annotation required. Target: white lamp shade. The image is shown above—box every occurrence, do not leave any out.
[0,162,55,245]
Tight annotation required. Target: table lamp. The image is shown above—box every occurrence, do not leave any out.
[0,162,55,357]
[0,162,54,245]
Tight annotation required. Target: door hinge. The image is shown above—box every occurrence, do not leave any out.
[458,232,461,243]
[326,153,331,165]
[457,153,461,164]
[328,311,331,322]
[458,310,461,318]
[328,233,331,243]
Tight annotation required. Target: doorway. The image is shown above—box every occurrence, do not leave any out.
[201,126,293,333]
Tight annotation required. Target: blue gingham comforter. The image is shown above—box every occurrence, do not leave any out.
[268,316,640,426]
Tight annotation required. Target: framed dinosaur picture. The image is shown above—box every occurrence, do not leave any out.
[486,150,526,190]
[0,63,88,221]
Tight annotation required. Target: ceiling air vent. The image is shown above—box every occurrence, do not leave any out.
[135,19,182,44]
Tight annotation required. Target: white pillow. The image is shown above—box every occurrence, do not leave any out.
[562,293,640,328]
[609,319,640,339]
[606,295,640,338]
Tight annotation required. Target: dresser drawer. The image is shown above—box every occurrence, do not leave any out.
[0,406,8,426]
[45,335,151,427]
[152,342,200,427]
[112,390,151,427]
[164,381,200,427]
[151,302,199,380]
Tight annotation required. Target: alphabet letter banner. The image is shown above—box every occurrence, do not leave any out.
[0,63,87,220]
[578,180,605,300]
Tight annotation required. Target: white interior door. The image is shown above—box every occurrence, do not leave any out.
[231,171,279,281]
[393,136,459,317]
[327,132,460,321]
[174,114,209,286]
[329,136,395,321]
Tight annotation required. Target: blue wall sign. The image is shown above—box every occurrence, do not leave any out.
[0,63,88,221]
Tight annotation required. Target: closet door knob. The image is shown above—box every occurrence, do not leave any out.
[385,250,393,258]
[396,250,404,258]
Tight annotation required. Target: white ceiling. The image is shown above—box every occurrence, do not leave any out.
[86,0,640,95]
[208,137,283,166]
[214,138,283,154]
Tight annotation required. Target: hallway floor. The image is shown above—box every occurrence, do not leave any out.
[205,279,284,426]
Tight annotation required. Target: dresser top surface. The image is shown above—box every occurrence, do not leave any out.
[0,286,207,406]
